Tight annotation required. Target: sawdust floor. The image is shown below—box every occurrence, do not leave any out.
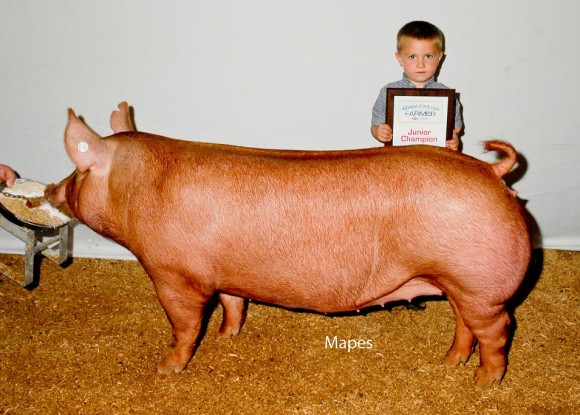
[0,249,578,414]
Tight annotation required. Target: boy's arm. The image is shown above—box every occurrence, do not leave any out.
[445,128,461,151]
[371,124,393,143]
[371,87,393,143]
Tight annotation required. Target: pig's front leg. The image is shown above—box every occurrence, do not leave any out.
[217,293,247,337]
[151,276,211,375]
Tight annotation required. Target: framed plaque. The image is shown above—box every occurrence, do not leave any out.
[386,88,455,147]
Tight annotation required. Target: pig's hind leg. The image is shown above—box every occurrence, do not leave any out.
[471,307,511,389]
[217,293,247,337]
[445,297,476,366]
[446,295,512,389]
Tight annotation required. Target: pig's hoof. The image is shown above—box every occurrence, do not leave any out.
[157,356,187,375]
[444,349,471,367]
[157,362,185,375]
[218,326,240,338]
[474,367,504,389]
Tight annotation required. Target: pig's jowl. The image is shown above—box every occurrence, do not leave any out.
[45,102,531,389]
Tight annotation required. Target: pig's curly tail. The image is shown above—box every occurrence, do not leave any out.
[484,140,518,178]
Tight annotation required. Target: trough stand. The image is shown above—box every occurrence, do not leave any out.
[0,213,73,289]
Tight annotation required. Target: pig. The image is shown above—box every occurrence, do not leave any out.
[46,102,531,389]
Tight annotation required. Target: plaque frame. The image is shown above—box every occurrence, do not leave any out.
[386,88,455,146]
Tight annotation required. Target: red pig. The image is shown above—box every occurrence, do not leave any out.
[46,102,531,389]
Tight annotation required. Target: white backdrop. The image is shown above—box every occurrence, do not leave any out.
[1,0,579,259]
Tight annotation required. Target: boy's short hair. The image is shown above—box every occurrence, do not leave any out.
[397,21,445,52]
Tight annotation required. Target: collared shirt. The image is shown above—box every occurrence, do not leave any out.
[371,74,463,129]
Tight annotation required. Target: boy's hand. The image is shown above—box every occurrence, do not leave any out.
[0,164,17,188]
[445,128,462,151]
[371,123,393,143]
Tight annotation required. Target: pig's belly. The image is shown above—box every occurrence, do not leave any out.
[224,276,444,314]
[360,279,444,309]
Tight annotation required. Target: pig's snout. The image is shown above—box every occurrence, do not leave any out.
[44,183,61,208]
[44,182,75,218]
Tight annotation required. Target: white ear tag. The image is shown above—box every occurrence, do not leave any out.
[77,142,89,153]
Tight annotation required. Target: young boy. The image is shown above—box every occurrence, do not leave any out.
[371,21,463,150]
[0,164,16,188]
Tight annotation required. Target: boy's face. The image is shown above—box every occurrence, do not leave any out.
[395,37,443,88]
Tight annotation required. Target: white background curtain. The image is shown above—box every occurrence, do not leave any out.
[1,0,578,258]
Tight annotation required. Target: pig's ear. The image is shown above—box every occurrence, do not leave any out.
[110,101,136,133]
[64,109,108,173]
